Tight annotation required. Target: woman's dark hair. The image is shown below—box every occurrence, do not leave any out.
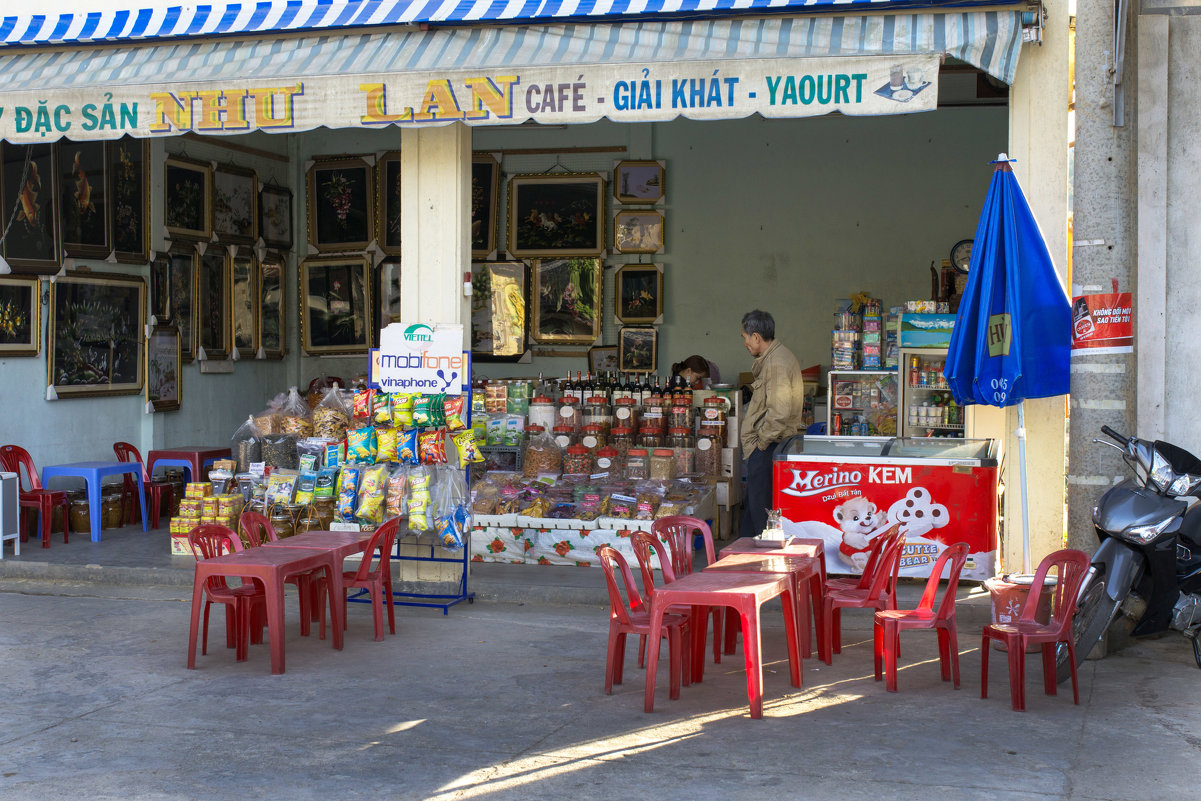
[671,355,710,377]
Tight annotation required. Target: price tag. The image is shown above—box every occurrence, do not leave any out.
[249,462,266,476]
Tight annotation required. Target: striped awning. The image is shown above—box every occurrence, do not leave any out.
[4,0,1022,47]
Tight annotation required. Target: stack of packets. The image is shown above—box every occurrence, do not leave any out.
[169,483,246,554]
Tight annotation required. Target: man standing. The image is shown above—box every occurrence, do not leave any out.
[739,310,806,538]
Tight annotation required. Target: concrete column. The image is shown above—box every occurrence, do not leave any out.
[1002,0,1072,571]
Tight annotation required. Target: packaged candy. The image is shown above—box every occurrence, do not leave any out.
[451,429,483,467]
[398,428,419,464]
[355,463,389,524]
[336,465,362,522]
[386,465,409,518]
[347,426,378,463]
[353,389,373,420]
[314,466,339,499]
[420,429,447,464]
[444,395,466,432]
[377,426,398,463]
[391,393,417,428]
[294,470,318,505]
[429,394,446,427]
[324,440,346,468]
[372,392,393,426]
[265,471,298,506]
[413,395,433,427]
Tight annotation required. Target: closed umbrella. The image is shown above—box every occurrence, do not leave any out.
[944,155,1071,573]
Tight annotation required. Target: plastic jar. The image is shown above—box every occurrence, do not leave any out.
[583,397,613,432]
[698,396,729,447]
[668,404,693,430]
[580,424,607,451]
[626,448,650,480]
[552,425,576,450]
[594,446,623,477]
[69,499,91,533]
[270,510,295,539]
[642,396,668,430]
[557,397,581,431]
[610,427,634,460]
[528,395,557,431]
[563,444,593,475]
[695,435,720,476]
[650,449,678,481]
[613,397,640,430]
[667,427,694,449]
[638,425,664,448]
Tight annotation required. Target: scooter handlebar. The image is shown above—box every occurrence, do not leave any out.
[1101,425,1127,444]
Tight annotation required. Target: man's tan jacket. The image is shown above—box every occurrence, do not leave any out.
[740,339,806,453]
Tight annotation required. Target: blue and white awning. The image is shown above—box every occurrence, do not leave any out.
[3,0,1022,47]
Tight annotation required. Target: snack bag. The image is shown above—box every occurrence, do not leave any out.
[280,386,314,437]
[347,426,378,463]
[353,389,373,421]
[314,466,339,499]
[386,465,409,518]
[336,465,363,522]
[391,393,417,428]
[372,392,393,426]
[451,429,483,467]
[407,465,433,531]
[397,428,420,465]
[429,394,446,427]
[231,415,263,474]
[413,395,433,427]
[313,383,351,440]
[444,395,466,432]
[419,429,447,464]
[297,438,326,472]
[355,463,389,524]
[376,426,398,463]
[265,471,299,506]
[294,470,318,506]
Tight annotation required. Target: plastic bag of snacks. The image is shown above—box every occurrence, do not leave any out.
[522,426,561,477]
[296,438,326,473]
[433,465,469,549]
[355,463,389,524]
[419,429,447,464]
[353,389,374,422]
[253,407,283,436]
[413,395,434,427]
[280,386,314,437]
[262,434,298,469]
[443,395,467,432]
[377,426,398,463]
[314,466,339,499]
[336,465,362,522]
[346,426,378,463]
[294,470,318,506]
[397,429,419,465]
[406,464,433,531]
[231,415,263,474]
[451,429,483,468]
[391,393,417,428]
[312,383,351,440]
[386,464,409,518]
[325,441,346,468]
[265,471,299,506]
[372,392,393,426]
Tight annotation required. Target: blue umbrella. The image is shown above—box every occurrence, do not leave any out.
[944,155,1071,573]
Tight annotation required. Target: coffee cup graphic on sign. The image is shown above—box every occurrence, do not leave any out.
[890,65,905,90]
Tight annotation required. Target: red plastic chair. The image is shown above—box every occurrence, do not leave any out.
[652,515,724,664]
[188,524,266,662]
[318,517,400,642]
[598,545,690,700]
[981,549,1091,711]
[827,526,896,593]
[629,531,694,685]
[239,510,319,636]
[113,442,174,529]
[821,525,904,664]
[0,444,69,548]
[873,542,970,692]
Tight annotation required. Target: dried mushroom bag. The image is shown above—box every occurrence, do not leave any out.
[231,415,263,473]
[313,384,351,440]
[262,434,298,469]
[355,463,389,524]
[280,387,314,436]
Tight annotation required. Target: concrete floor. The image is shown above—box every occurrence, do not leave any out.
[1,524,1200,800]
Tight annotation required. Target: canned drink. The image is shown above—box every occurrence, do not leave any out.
[832,413,843,436]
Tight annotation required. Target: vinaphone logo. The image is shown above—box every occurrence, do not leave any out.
[403,324,434,342]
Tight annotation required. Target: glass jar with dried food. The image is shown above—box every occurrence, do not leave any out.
[650,449,678,481]
[699,396,729,447]
[557,397,581,431]
[610,427,635,460]
[552,425,576,450]
[522,425,562,477]
[695,435,720,476]
[667,427,694,450]
[580,424,607,452]
[668,404,693,430]
[270,509,295,539]
[528,396,557,431]
[594,445,623,477]
[638,426,664,448]
[625,448,650,480]
[582,397,613,433]
[563,444,593,475]
[613,397,640,430]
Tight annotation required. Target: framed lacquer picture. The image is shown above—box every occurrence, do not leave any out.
[229,252,258,356]
[613,210,664,254]
[259,185,293,250]
[1,143,61,274]
[306,156,373,253]
[258,252,286,359]
[0,275,40,356]
[145,324,181,412]
[508,173,605,258]
[471,261,527,361]
[618,325,658,374]
[530,257,602,345]
[108,136,150,263]
[212,164,258,245]
[615,263,664,324]
[196,248,230,361]
[48,271,145,397]
[375,151,402,257]
[613,160,665,204]
[471,153,500,259]
[58,139,110,260]
[300,256,371,355]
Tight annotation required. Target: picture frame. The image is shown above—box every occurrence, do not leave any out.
[164,156,212,240]
[613,210,665,254]
[0,275,41,356]
[588,345,619,373]
[615,262,665,324]
[614,160,665,204]
[259,185,293,250]
[145,324,181,412]
[212,164,258,245]
[300,255,371,355]
[58,139,110,259]
[149,253,171,322]
[508,173,605,258]
[618,325,658,374]
[108,136,150,263]
[375,151,402,257]
[48,271,145,397]
[471,153,501,259]
[306,156,373,253]
[164,247,196,362]
[529,257,602,345]
[229,252,258,356]
[375,259,402,340]
[196,247,230,361]
[258,252,286,359]
[471,261,528,361]
[1,143,61,274]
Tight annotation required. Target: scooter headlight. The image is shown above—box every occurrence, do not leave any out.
[1148,451,1174,493]
[1124,516,1175,544]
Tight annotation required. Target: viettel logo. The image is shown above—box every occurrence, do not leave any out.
[403,323,433,342]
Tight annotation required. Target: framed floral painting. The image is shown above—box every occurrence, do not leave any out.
[0,275,40,356]
[107,137,150,263]
[508,173,605,258]
[618,325,658,374]
[306,156,373,252]
[196,248,230,360]
[164,156,211,240]
[300,256,371,355]
[58,139,110,260]
[229,252,258,356]
[48,271,145,397]
[613,160,665,204]
[615,263,664,324]
[212,164,257,245]
[1,143,61,274]
[145,324,181,412]
[613,210,664,254]
[165,248,196,362]
[258,252,286,359]
[375,151,402,257]
[471,154,500,259]
[529,257,602,345]
[471,261,527,361]
[259,185,293,250]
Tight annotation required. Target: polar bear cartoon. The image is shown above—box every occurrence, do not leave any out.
[833,496,885,572]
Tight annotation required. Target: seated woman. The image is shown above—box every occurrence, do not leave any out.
[670,355,721,389]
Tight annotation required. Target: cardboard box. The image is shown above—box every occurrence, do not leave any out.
[898,313,956,348]
[170,533,191,556]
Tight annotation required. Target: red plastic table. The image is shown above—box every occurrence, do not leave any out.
[720,537,828,656]
[264,530,376,628]
[187,546,344,674]
[41,461,147,542]
[644,570,801,719]
[146,446,233,484]
[706,553,820,662]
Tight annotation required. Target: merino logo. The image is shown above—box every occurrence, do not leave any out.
[403,324,434,342]
[781,468,862,498]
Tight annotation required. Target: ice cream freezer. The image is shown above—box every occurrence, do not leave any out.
[772,436,999,580]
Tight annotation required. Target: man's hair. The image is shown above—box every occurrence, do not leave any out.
[741,310,775,341]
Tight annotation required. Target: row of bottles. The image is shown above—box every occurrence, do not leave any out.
[549,371,692,406]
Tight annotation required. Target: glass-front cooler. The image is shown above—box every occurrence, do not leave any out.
[826,370,898,437]
[898,348,971,438]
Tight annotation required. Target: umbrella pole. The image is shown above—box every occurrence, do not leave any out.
[1017,401,1032,575]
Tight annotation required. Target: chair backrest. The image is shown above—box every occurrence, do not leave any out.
[853,525,900,590]
[353,516,400,583]
[239,511,277,548]
[629,530,677,601]
[188,524,244,560]
[112,442,151,483]
[598,545,645,626]
[1021,548,1092,635]
[0,444,43,491]
[862,527,905,602]
[914,542,970,619]
[651,515,715,575]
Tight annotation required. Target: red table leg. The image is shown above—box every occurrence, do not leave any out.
[738,606,764,719]
[187,569,205,669]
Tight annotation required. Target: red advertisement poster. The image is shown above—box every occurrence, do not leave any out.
[1071,292,1133,354]
[772,457,999,580]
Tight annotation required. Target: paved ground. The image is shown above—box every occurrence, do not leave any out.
[2,526,1200,800]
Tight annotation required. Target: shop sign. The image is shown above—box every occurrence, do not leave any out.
[1070,291,1133,354]
[377,323,465,394]
[0,54,939,143]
